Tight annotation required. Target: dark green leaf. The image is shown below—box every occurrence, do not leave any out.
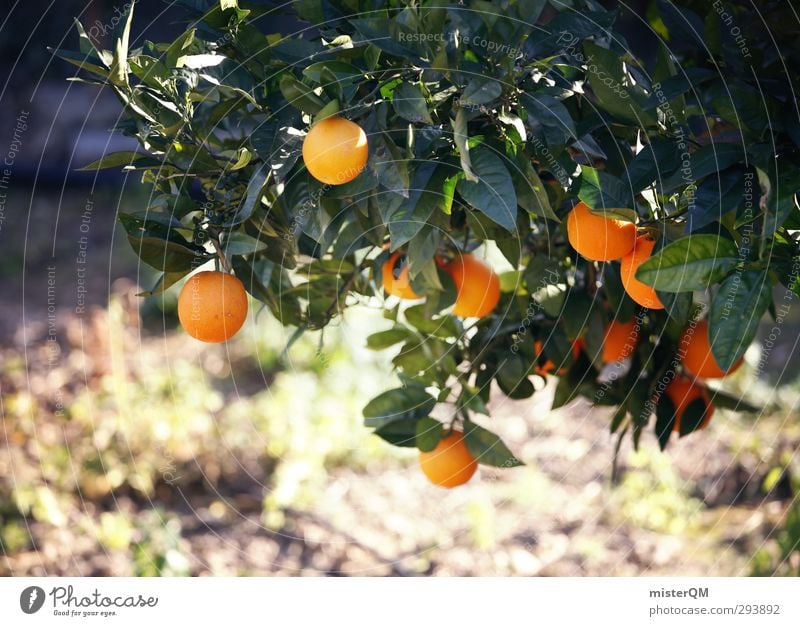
[655,394,676,451]
[456,147,518,231]
[453,107,479,182]
[582,41,656,126]
[678,398,708,438]
[79,151,160,171]
[415,417,443,452]
[393,82,433,124]
[708,387,761,413]
[578,167,636,221]
[374,418,420,447]
[363,386,436,428]
[521,93,576,144]
[366,327,413,350]
[464,422,523,467]
[636,235,739,292]
[709,270,772,371]
[461,76,502,106]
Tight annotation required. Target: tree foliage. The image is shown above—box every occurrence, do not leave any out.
[57,0,800,464]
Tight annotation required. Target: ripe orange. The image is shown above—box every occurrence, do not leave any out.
[441,253,500,318]
[566,201,636,261]
[601,317,639,363]
[302,116,368,185]
[534,338,583,375]
[177,271,248,343]
[665,375,714,433]
[620,234,664,310]
[679,318,743,379]
[381,251,421,300]
[419,430,477,488]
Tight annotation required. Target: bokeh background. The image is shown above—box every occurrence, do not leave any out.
[1,0,799,576]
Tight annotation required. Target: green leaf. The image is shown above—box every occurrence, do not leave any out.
[461,76,502,106]
[415,417,443,452]
[303,60,361,83]
[678,398,708,438]
[521,93,576,144]
[578,167,636,221]
[759,167,800,237]
[581,41,656,126]
[225,163,269,226]
[456,147,518,231]
[404,303,460,339]
[658,290,693,326]
[655,394,676,451]
[636,235,739,292]
[495,355,535,399]
[374,418,419,447]
[313,99,340,124]
[366,327,412,350]
[393,82,433,124]
[222,231,268,256]
[228,147,252,171]
[514,155,559,221]
[164,28,195,69]
[50,48,110,79]
[624,139,681,193]
[463,422,523,467]
[278,74,326,115]
[709,270,772,371]
[136,270,190,297]
[369,133,410,196]
[109,1,134,86]
[659,143,745,193]
[707,387,761,413]
[78,151,160,171]
[119,213,209,272]
[384,163,440,247]
[230,256,275,306]
[362,386,436,428]
[453,108,479,182]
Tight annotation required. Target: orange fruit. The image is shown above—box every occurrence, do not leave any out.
[302,116,368,185]
[679,318,743,379]
[601,317,639,363]
[441,253,500,318]
[177,271,248,343]
[664,375,714,433]
[534,338,583,375]
[620,234,664,309]
[381,251,421,300]
[566,201,636,261]
[419,430,477,488]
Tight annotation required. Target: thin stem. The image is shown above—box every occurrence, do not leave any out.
[209,233,233,273]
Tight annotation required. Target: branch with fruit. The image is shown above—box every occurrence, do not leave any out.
[57,0,800,487]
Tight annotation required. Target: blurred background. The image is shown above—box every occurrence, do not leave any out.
[1,0,800,577]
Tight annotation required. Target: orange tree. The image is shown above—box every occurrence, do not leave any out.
[57,0,800,484]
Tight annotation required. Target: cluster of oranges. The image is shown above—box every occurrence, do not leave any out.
[382,251,501,319]
[566,201,662,309]
[173,119,741,489]
[566,201,743,436]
